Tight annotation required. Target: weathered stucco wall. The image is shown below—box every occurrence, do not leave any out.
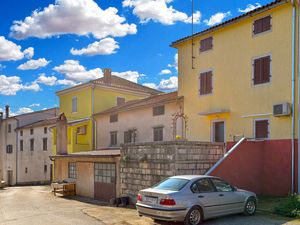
[120,141,225,202]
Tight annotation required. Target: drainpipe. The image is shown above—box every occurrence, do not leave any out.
[13,117,19,185]
[297,1,300,194]
[291,2,296,194]
[91,84,95,150]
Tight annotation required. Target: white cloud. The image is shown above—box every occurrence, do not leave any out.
[56,79,77,86]
[159,69,172,75]
[36,74,57,86]
[71,38,119,56]
[53,60,102,82]
[123,0,201,25]
[16,107,34,114]
[17,58,50,70]
[204,11,231,26]
[167,53,178,71]
[29,103,40,107]
[143,83,157,89]
[112,71,145,83]
[238,3,261,13]
[10,0,137,40]
[0,75,40,95]
[158,76,178,91]
[23,47,34,59]
[0,36,24,61]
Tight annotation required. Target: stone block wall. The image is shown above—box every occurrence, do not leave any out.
[120,141,225,202]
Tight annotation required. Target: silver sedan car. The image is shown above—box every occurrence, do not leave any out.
[136,175,257,225]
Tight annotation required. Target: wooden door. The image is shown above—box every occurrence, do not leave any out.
[213,121,225,143]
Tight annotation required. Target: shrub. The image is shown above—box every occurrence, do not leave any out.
[273,194,300,218]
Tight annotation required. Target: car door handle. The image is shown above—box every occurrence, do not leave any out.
[198,195,204,198]
[219,194,224,197]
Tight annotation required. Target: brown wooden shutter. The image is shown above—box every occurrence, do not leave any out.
[262,56,271,83]
[253,59,261,84]
[262,16,271,31]
[200,37,213,52]
[253,19,262,34]
[255,120,269,139]
[207,71,213,93]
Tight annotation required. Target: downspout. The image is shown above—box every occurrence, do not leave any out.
[291,2,296,194]
[297,1,300,194]
[91,84,95,150]
[13,117,19,185]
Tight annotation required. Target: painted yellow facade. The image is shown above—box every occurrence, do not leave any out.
[53,74,158,154]
[174,2,297,142]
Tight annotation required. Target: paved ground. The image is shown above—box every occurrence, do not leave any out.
[0,186,299,225]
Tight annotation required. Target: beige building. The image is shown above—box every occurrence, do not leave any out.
[0,107,58,185]
[94,92,184,149]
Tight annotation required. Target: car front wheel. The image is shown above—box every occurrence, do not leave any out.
[244,197,256,216]
[184,206,202,225]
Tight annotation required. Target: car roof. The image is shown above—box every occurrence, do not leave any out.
[170,175,219,181]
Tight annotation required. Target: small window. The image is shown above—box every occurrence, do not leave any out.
[191,179,215,193]
[25,167,28,173]
[253,55,271,85]
[211,178,233,192]
[153,105,165,116]
[76,126,86,135]
[110,131,118,146]
[6,145,13,154]
[8,124,11,133]
[20,130,23,136]
[110,114,118,123]
[117,97,125,106]
[44,165,47,173]
[200,37,213,52]
[199,71,213,95]
[44,127,48,134]
[30,139,34,151]
[72,96,77,113]
[30,129,34,135]
[94,163,116,184]
[124,129,136,143]
[153,127,163,142]
[255,119,269,139]
[253,16,271,35]
[68,162,76,179]
[20,140,24,151]
[43,138,48,151]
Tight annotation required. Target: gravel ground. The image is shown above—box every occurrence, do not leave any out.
[0,186,299,225]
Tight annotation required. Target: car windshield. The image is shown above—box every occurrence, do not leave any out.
[152,178,189,191]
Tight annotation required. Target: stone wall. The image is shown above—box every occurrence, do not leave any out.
[120,141,225,202]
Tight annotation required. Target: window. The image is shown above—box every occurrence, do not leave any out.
[25,167,28,173]
[20,140,24,151]
[20,130,23,136]
[110,131,117,146]
[199,71,213,95]
[43,138,48,151]
[253,55,271,85]
[153,127,163,142]
[30,139,34,151]
[212,121,225,143]
[30,129,34,135]
[44,165,47,173]
[253,16,271,35]
[110,114,118,123]
[6,145,13,154]
[191,179,215,193]
[94,163,116,184]
[117,97,125,106]
[72,96,77,113]
[8,124,11,133]
[68,162,76,179]
[124,129,136,143]
[211,178,233,192]
[153,178,189,191]
[255,119,269,139]
[200,37,213,52]
[153,105,165,116]
[76,126,86,135]
[44,127,48,134]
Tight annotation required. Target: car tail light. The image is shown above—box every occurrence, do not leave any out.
[137,194,142,202]
[160,198,176,206]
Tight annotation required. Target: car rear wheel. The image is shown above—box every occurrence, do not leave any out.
[244,197,256,216]
[184,206,202,225]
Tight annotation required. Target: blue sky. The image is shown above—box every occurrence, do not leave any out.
[0,0,273,115]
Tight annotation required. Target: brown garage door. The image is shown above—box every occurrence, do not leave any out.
[94,163,116,201]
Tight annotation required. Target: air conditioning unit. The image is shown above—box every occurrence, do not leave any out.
[273,103,291,117]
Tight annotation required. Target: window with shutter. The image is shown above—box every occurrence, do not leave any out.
[199,71,213,95]
[253,55,271,85]
[43,138,48,151]
[255,119,269,139]
[253,16,271,35]
[30,139,34,151]
[153,105,165,116]
[110,114,118,123]
[124,130,136,143]
[110,131,118,146]
[153,127,163,142]
[200,37,213,52]
[20,140,23,151]
[117,97,125,106]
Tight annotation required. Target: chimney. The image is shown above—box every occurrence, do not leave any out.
[102,68,112,84]
[5,105,9,119]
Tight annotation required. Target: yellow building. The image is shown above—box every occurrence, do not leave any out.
[172,0,300,195]
[53,68,160,154]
